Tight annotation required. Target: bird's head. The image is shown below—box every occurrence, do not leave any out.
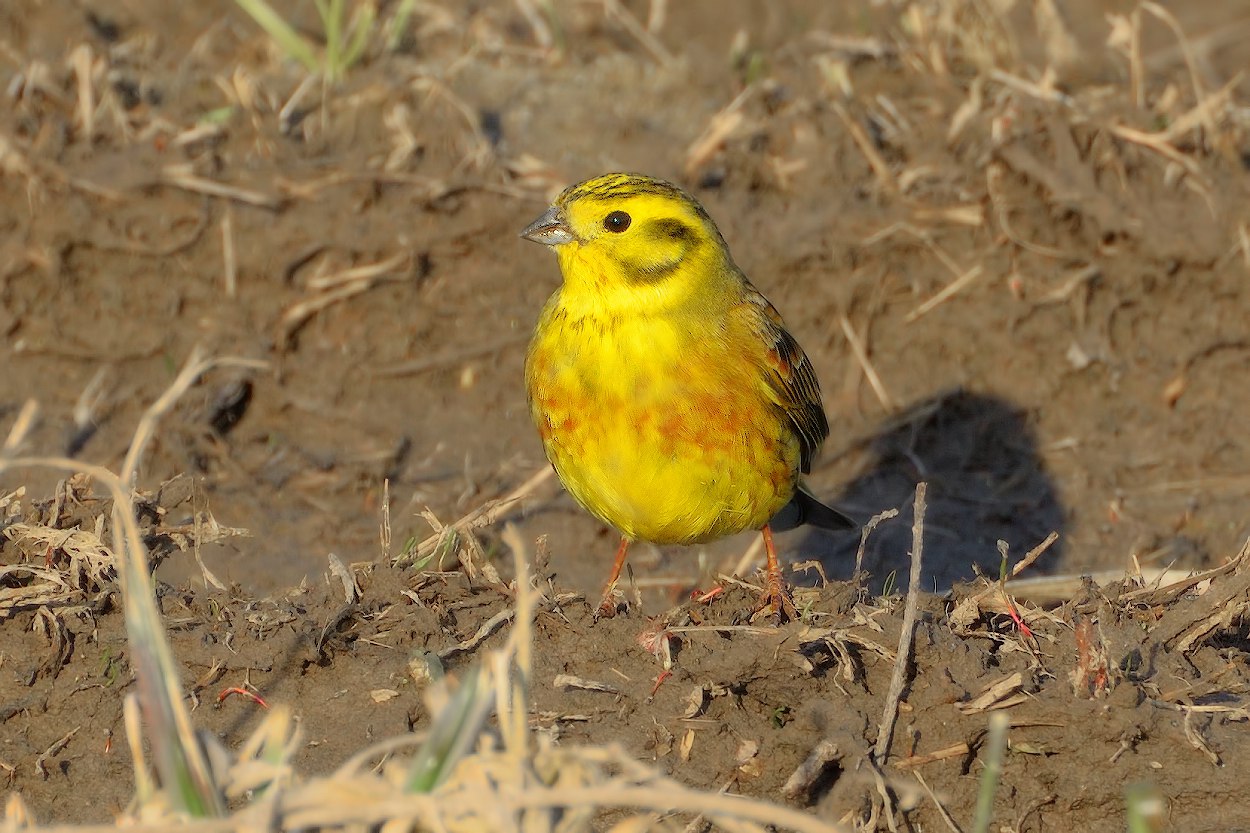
[521,173,736,312]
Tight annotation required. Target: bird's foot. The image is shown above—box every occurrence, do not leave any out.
[752,579,799,625]
[753,524,799,624]
[593,538,632,620]
[594,585,625,619]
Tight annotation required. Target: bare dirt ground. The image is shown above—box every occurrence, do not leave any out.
[4,1,1250,830]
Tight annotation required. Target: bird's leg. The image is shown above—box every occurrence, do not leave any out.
[595,536,631,618]
[754,525,799,624]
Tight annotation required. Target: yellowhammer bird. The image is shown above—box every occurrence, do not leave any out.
[521,173,852,623]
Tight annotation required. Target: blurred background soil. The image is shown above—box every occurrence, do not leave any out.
[3,0,1250,830]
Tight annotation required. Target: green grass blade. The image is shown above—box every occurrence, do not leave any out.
[386,0,416,51]
[971,711,1008,833]
[116,501,225,817]
[1126,783,1163,833]
[234,0,321,74]
[405,666,495,793]
[338,3,376,76]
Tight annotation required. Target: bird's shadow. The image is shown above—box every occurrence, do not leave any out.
[798,389,1066,593]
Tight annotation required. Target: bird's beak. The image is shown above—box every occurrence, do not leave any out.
[520,206,575,246]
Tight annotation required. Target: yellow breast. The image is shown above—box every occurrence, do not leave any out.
[525,293,800,545]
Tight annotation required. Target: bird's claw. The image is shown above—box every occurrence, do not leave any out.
[594,585,624,620]
[752,581,799,625]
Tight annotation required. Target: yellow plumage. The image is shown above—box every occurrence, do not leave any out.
[521,173,850,621]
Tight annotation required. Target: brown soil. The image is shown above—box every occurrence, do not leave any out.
[4,1,1250,830]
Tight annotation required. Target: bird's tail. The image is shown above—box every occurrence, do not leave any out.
[770,484,855,532]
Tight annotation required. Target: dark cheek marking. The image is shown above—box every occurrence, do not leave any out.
[616,219,698,284]
[629,258,681,282]
[651,218,695,242]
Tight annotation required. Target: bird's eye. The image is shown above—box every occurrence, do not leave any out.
[603,210,632,233]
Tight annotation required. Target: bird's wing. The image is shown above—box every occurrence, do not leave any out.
[742,288,830,473]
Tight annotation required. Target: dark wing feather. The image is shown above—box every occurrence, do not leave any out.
[744,289,829,473]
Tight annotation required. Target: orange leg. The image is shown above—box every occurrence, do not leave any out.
[755,525,799,624]
[596,536,631,618]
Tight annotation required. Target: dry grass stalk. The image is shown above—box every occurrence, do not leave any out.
[0,130,123,200]
[1148,72,1242,146]
[409,77,494,173]
[685,87,751,177]
[71,368,111,446]
[435,605,516,661]
[1139,2,1214,135]
[908,204,983,228]
[1033,0,1080,72]
[1004,567,1187,607]
[892,742,971,771]
[602,0,674,66]
[304,251,409,291]
[2,400,39,454]
[379,477,392,563]
[873,482,926,767]
[277,252,410,347]
[1037,265,1100,306]
[68,45,95,142]
[34,728,80,780]
[903,265,983,323]
[513,0,554,50]
[995,130,1135,237]
[839,315,896,413]
[1106,123,1206,183]
[912,770,960,833]
[1108,8,1145,109]
[986,66,1072,106]
[1181,710,1221,767]
[1119,541,1248,606]
[861,223,969,283]
[832,102,898,195]
[409,465,556,567]
[1238,223,1250,274]
[1008,532,1061,579]
[985,164,1069,259]
[957,671,1027,714]
[854,508,900,578]
[159,165,283,209]
[781,740,840,799]
[373,334,530,378]
[553,674,623,695]
[219,209,237,298]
